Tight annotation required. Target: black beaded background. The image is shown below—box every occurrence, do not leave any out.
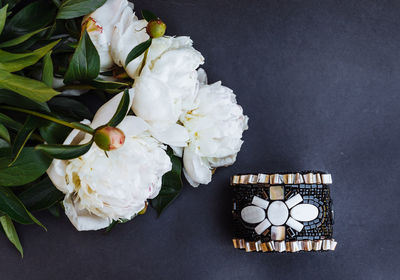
[232,182,333,242]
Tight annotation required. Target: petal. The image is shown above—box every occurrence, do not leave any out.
[46,120,90,194]
[118,115,150,137]
[84,0,130,71]
[197,68,208,85]
[64,195,111,231]
[90,89,134,129]
[150,123,189,147]
[183,147,212,187]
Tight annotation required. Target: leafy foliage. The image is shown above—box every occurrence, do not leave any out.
[151,148,183,216]
[125,38,152,66]
[0,147,52,187]
[0,40,60,72]
[107,89,131,127]
[18,177,63,211]
[142,10,158,22]
[57,0,107,19]
[0,2,179,256]
[0,215,23,257]
[35,140,93,160]
[64,30,100,83]
[0,186,46,229]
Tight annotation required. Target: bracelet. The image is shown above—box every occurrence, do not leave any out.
[231,171,337,253]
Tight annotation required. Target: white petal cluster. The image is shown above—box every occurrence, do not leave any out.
[180,72,249,187]
[83,0,132,71]
[132,36,204,147]
[47,92,172,231]
[82,0,248,189]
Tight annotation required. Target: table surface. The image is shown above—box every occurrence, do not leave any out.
[2,0,400,279]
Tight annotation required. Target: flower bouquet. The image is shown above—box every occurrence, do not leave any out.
[0,0,248,256]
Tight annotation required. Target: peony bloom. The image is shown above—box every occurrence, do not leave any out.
[180,70,248,187]
[110,10,149,78]
[82,0,131,71]
[131,36,204,147]
[47,91,172,231]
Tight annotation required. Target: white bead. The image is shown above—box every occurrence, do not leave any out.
[271,226,286,241]
[286,217,304,232]
[241,206,265,224]
[285,193,303,209]
[257,174,269,183]
[290,204,319,222]
[252,196,269,209]
[248,174,258,184]
[267,201,289,225]
[254,218,271,235]
[321,174,333,184]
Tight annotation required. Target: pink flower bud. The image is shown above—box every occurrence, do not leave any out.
[94,126,125,151]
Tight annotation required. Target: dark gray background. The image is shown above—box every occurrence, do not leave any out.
[1,0,400,279]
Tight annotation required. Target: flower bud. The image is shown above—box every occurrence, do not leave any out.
[94,126,125,151]
[146,19,166,38]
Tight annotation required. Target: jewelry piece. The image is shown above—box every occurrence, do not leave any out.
[231,171,336,253]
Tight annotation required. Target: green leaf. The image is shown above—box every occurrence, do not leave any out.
[0,147,52,187]
[151,148,183,216]
[57,0,106,19]
[0,27,49,48]
[0,215,23,257]
[0,4,8,36]
[141,10,158,22]
[125,38,152,66]
[107,89,130,127]
[0,89,50,112]
[18,177,63,211]
[64,30,100,83]
[39,121,71,144]
[0,186,46,230]
[47,203,61,217]
[35,141,93,160]
[0,39,60,72]
[0,112,22,131]
[70,122,94,134]
[2,1,19,10]
[0,69,59,103]
[9,116,36,166]
[48,97,92,120]
[90,79,129,90]
[0,138,10,148]
[0,123,9,143]
[51,0,61,8]
[42,51,53,87]
[2,0,56,38]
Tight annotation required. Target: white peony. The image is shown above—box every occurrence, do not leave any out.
[47,91,172,231]
[110,10,149,78]
[180,70,248,187]
[82,0,131,71]
[131,36,204,147]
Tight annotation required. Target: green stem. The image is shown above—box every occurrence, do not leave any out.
[138,47,149,76]
[0,105,94,135]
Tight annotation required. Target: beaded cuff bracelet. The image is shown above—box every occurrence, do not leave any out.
[231,171,337,253]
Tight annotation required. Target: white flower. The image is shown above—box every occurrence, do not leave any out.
[131,36,204,147]
[47,91,172,231]
[180,71,248,187]
[82,0,132,71]
[110,11,149,78]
